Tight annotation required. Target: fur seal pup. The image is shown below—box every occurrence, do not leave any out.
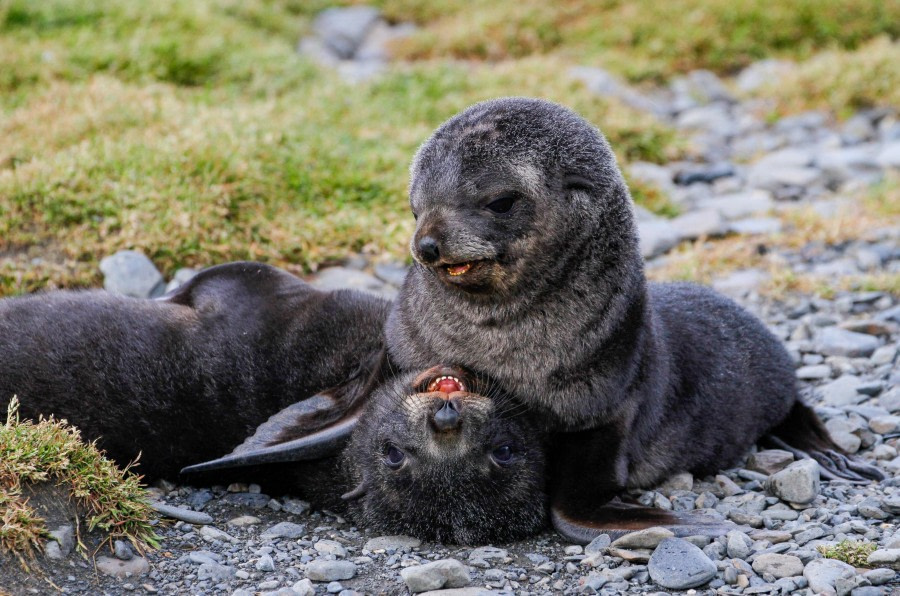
[384,97,883,540]
[191,365,549,544]
[1,261,389,479]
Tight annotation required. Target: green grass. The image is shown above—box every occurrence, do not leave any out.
[0,398,158,558]
[383,0,900,82]
[0,0,898,295]
[818,540,878,568]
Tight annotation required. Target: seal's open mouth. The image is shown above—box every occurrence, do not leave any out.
[427,374,466,394]
[445,263,472,277]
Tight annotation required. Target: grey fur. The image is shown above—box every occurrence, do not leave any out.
[386,97,881,505]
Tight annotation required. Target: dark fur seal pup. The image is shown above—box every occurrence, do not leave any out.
[1,262,389,479]
[384,97,883,541]
[186,366,548,543]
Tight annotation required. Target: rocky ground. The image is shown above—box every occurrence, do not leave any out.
[4,7,900,596]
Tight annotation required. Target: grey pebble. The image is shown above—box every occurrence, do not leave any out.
[152,502,213,525]
[305,559,357,582]
[400,559,471,593]
[647,537,717,590]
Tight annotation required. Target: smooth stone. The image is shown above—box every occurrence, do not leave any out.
[364,535,421,552]
[311,267,396,298]
[256,554,276,572]
[712,269,769,297]
[819,375,865,407]
[312,6,381,59]
[871,345,897,365]
[747,449,794,475]
[669,209,727,239]
[867,549,900,570]
[292,579,316,596]
[197,562,235,582]
[863,568,896,585]
[816,327,881,358]
[796,364,832,380]
[876,142,900,168]
[315,539,348,558]
[638,220,681,258]
[188,551,221,565]
[766,459,820,505]
[880,387,900,413]
[752,553,804,579]
[100,250,165,298]
[164,267,198,293]
[726,530,752,559]
[699,189,774,220]
[151,502,213,525]
[96,555,150,578]
[400,559,471,593]
[373,263,409,287]
[261,521,306,540]
[305,559,357,582]
[647,537,717,590]
[584,533,611,555]
[611,527,675,550]
[804,558,856,595]
[729,217,782,235]
[227,515,261,527]
[199,525,237,543]
[114,539,134,561]
[45,525,74,560]
[656,471,694,495]
[869,415,900,434]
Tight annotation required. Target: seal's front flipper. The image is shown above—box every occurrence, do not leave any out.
[551,501,739,544]
[180,392,361,475]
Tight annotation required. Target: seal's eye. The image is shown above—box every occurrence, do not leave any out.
[490,445,514,465]
[383,444,406,469]
[485,193,516,214]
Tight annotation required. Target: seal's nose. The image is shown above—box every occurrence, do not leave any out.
[432,400,460,431]
[418,236,440,263]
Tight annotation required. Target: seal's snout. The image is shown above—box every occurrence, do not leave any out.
[417,236,441,263]
[432,399,461,431]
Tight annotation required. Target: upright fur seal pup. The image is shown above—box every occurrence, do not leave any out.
[1,262,389,479]
[384,97,883,540]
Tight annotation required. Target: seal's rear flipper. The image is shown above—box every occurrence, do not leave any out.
[762,401,884,483]
[551,501,740,544]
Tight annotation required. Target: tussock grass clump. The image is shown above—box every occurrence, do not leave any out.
[0,398,158,559]
[817,540,878,568]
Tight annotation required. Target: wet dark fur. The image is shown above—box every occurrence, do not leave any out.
[386,98,876,510]
[1,262,389,479]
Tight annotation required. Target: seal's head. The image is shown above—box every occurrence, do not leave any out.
[408,97,637,297]
[344,366,547,544]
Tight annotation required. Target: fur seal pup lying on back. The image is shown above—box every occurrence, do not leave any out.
[384,97,883,540]
[188,365,548,544]
[1,262,388,479]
